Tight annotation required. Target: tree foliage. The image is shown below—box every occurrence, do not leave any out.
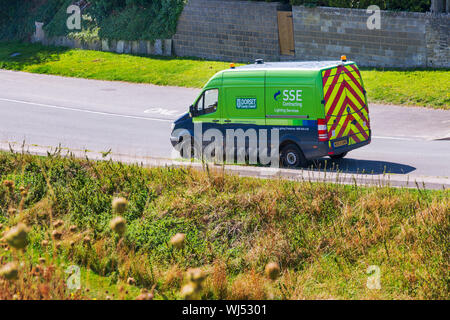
[0,0,186,41]
[86,0,186,41]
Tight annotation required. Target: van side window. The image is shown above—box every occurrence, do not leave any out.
[196,94,204,111]
[196,89,218,115]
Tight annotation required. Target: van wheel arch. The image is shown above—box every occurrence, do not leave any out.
[179,134,201,159]
[279,141,308,168]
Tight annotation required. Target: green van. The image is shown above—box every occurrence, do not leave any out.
[170,59,371,167]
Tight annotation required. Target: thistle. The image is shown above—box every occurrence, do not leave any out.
[169,233,186,249]
[20,187,28,197]
[0,262,18,280]
[180,283,198,300]
[83,236,91,245]
[51,230,62,240]
[5,223,28,249]
[135,289,154,300]
[112,197,128,214]
[265,262,280,280]
[186,268,206,286]
[180,268,207,300]
[2,180,15,190]
[135,293,153,300]
[110,216,126,236]
[53,220,64,228]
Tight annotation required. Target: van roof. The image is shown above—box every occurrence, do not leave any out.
[235,61,354,71]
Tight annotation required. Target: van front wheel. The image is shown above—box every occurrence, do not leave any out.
[179,136,200,159]
[280,144,307,168]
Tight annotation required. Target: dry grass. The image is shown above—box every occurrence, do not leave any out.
[230,270,267,300]
[0,151,448,300]
[209,259,228,299]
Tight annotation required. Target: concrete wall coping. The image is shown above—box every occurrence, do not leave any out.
[293,5,450,19]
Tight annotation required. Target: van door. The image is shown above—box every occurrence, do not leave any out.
[322,64,370,148]
[343,65,370,145]
[192,88,222,141]
[222,71,266,126]
[221,71,265,162]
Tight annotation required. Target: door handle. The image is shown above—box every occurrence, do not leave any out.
[212,120,219,123]
[224,120,231,123]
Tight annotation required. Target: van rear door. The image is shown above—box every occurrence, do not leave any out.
[322,64,370,149]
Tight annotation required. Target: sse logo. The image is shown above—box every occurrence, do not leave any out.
[275,90,303,108]
[274,90,281,101]
[274,90,302,102]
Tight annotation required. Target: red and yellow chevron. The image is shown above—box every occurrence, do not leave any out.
[322,65,370,146]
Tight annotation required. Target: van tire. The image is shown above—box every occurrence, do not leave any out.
[329,152,347,160]
[280,144,308,168]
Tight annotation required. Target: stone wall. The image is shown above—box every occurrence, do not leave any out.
[291,6,448,68]
[426,14,450,67]
[172,0,448,68]
[32,0,449,68]
[173,0,282,62]
[31,23,173,56]
[38,36,173,56]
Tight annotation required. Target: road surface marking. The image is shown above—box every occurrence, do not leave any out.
[372,135,424,141]
[0,97,172,122]
[0,98,443,141]
[144,107,179,116]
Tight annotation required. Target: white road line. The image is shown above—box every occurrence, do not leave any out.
[0,97,442,140]
[0,97,172,122]
[372,135,423,141]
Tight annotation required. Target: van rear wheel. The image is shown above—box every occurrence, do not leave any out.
[280,144,307,168]
[329,152,347,160]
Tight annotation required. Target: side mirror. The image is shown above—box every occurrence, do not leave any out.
[189,105,195,117]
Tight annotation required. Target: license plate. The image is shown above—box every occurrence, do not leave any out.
[334,139,348,148]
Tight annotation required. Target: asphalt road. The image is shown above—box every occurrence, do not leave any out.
[1,70,449,185]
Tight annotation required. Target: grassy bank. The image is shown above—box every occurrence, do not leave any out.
[0,42,449,109]
[0,151,448,300]
[0,42,233,88]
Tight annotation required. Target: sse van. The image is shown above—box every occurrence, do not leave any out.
[170,58,371,167]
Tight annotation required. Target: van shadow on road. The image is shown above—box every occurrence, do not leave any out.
[309,158,416,175]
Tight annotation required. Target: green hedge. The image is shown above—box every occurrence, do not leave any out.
[0,1,37,41]
[0,0,186,42]
[87,0,186,41]
[0,0,79,41]
[289,0,431,12]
